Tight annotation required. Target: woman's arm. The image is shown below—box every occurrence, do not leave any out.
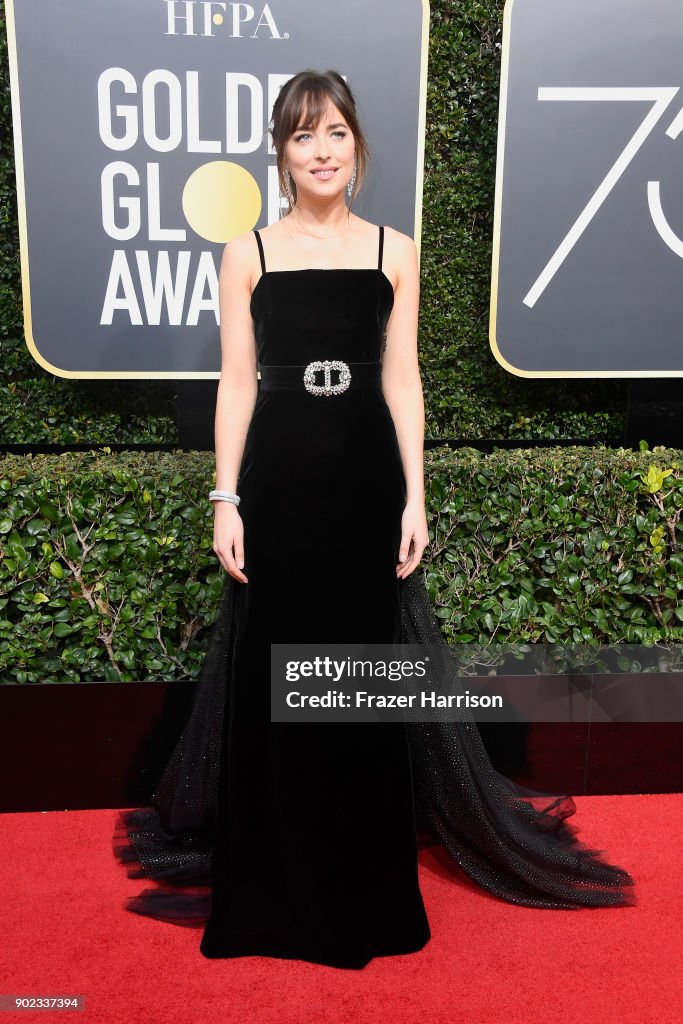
[214,235,258,492]
[212,234,259,582]
[380,228,429,578]
[381,229,425,504]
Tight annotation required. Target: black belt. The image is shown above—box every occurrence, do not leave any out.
[258,359,381,395]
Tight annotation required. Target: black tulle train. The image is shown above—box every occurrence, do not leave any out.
[113,569,637,928]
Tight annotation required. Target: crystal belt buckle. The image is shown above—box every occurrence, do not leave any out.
[303,359,351,396]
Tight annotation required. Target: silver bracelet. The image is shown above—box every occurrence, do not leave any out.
[209,489,241,506]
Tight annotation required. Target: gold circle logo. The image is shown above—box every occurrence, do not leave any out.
[182,161,261,243]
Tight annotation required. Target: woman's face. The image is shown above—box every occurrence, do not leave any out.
[284,99,356,201]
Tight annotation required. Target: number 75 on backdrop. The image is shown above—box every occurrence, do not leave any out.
[490,0,683,378]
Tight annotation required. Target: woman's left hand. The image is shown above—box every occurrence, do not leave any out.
[396,499,430,578]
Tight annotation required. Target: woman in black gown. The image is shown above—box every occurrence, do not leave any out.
[113,69,637,970]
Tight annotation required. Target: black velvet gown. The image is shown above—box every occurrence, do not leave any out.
[113,225,637,970]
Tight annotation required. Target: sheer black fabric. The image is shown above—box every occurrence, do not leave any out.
[113,570,636,929]
[400,572,636,909]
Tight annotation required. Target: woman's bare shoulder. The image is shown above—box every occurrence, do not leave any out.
[223,228,260,260]
[381,224,418,288]
[382,223,417,251]
[219,229,263,289]
[229,222,288,263]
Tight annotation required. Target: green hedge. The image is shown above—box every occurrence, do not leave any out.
[1,444,681,682]
[0,1,628,444]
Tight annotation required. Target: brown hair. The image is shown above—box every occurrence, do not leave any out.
[268,70,371,214]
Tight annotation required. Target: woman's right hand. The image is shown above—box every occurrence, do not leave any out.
[212,502,248,582]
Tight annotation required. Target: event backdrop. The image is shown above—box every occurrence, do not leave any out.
[6,0,429,378]
[492,0,683,376]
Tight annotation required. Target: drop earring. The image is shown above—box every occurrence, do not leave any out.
[347,160,357,198]
[282,168,294,206]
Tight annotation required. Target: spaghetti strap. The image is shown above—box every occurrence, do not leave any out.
[378,224,384,271]
[253,229,266,274]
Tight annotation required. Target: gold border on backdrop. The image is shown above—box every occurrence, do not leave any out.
[489,0,682,378]
[5,0,430,380]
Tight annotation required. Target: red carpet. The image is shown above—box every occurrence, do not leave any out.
[0,795,678,1024]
